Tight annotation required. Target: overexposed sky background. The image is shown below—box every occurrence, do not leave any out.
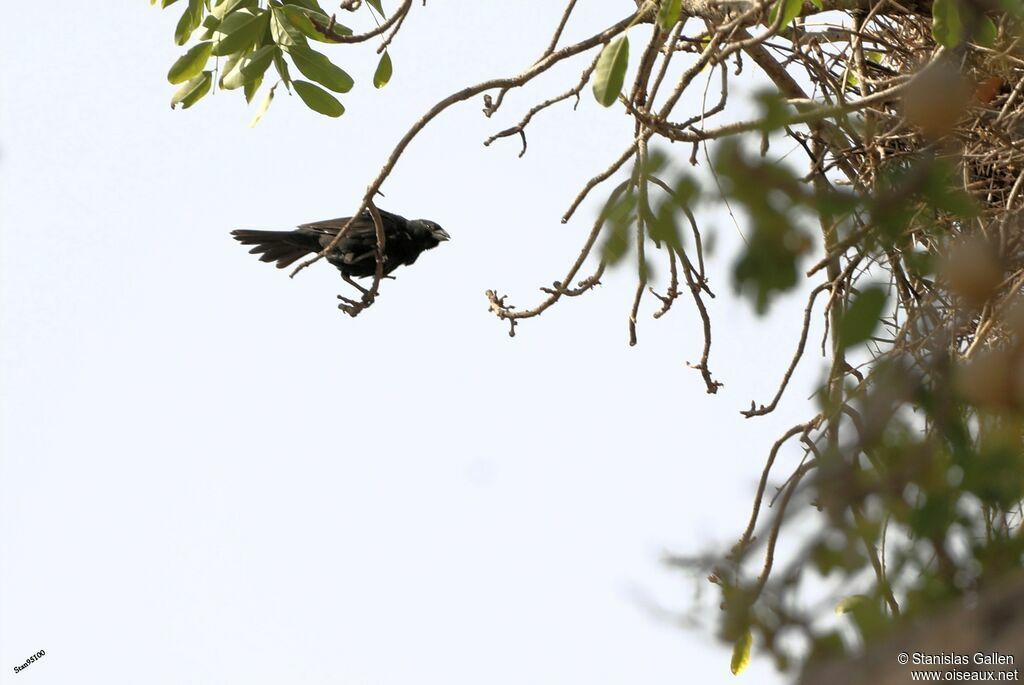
[2,3,825,683]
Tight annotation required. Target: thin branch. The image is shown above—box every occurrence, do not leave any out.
[312,0,413,44]
[543,0,580,56]
[742,283,829,417]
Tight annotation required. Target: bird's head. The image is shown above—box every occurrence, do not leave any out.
[412,219,450,247]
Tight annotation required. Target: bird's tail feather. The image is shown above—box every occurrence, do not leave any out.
[231,230,319,269]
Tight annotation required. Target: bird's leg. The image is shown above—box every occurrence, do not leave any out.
[337,273,378,316]
[342,273,370,294]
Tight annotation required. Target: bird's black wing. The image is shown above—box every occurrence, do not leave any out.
[298,209,408,239]
[297,216,370,239]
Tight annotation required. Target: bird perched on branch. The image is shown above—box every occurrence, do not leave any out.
[231,208,450,291]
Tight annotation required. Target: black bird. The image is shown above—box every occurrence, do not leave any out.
[231,209,449,290]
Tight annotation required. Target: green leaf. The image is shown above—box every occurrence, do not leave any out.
[281,5,351,42]
[287,44,354,92]
[657,0,682,31]
[373,51,393,89]
[838,285,887,349]
[809,0,824,8]
[175,0,204,45]
[592,36,629,107]
[221,44,277,90]
[168,41,214,84]
[201,14,221,34]
[201,0,255,35]
[250,83,277,127]
[932,0,962,48]
[769,0,803,27]
[211,0,253,21]
[599,189,636,265]
[244,75,262,103]
[647,200,684,252]
[292,79,344,117]
[731,631,753,675]
[281,0,327,10]
[835,594,868,614]
[273,51,292,85]
[975,15,998,46]
[170,71,212,109]
[601,219,632,265]
[366,0,384,14]
[218,52,243,88]
[270,6,307,46]
[996,0,1024,16]
[212,8,269,56]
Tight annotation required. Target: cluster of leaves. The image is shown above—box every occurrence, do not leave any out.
[155,0,393,123]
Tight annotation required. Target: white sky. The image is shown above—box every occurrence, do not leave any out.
[1,3,826,683]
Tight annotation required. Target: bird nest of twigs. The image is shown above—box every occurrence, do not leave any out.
[786,7,1024,366]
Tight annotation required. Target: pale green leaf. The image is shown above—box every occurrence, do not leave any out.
[168,41,214,84]
[730,631,753,676]
[657,0,682,31]
[273,51,292,85]
[835,595,868,614]
[218,52,243,89]
[592,36,629,107]
[212,8,268,56]
[212,0,253,19]
[932,0,963,48]
[171,70,212,109]
[221,44,277,90]
[768,0,803,27]
[281,5,351,42]
[244,75,262,103]
[373,51,393,89]
[270,7,307,46]
[250,83,277,127]
[175,0,204,45]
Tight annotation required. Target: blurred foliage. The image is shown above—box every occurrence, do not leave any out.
[597,149,700,279]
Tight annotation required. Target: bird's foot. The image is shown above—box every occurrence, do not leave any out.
[337,291,378,317]
[337,294,363,316]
